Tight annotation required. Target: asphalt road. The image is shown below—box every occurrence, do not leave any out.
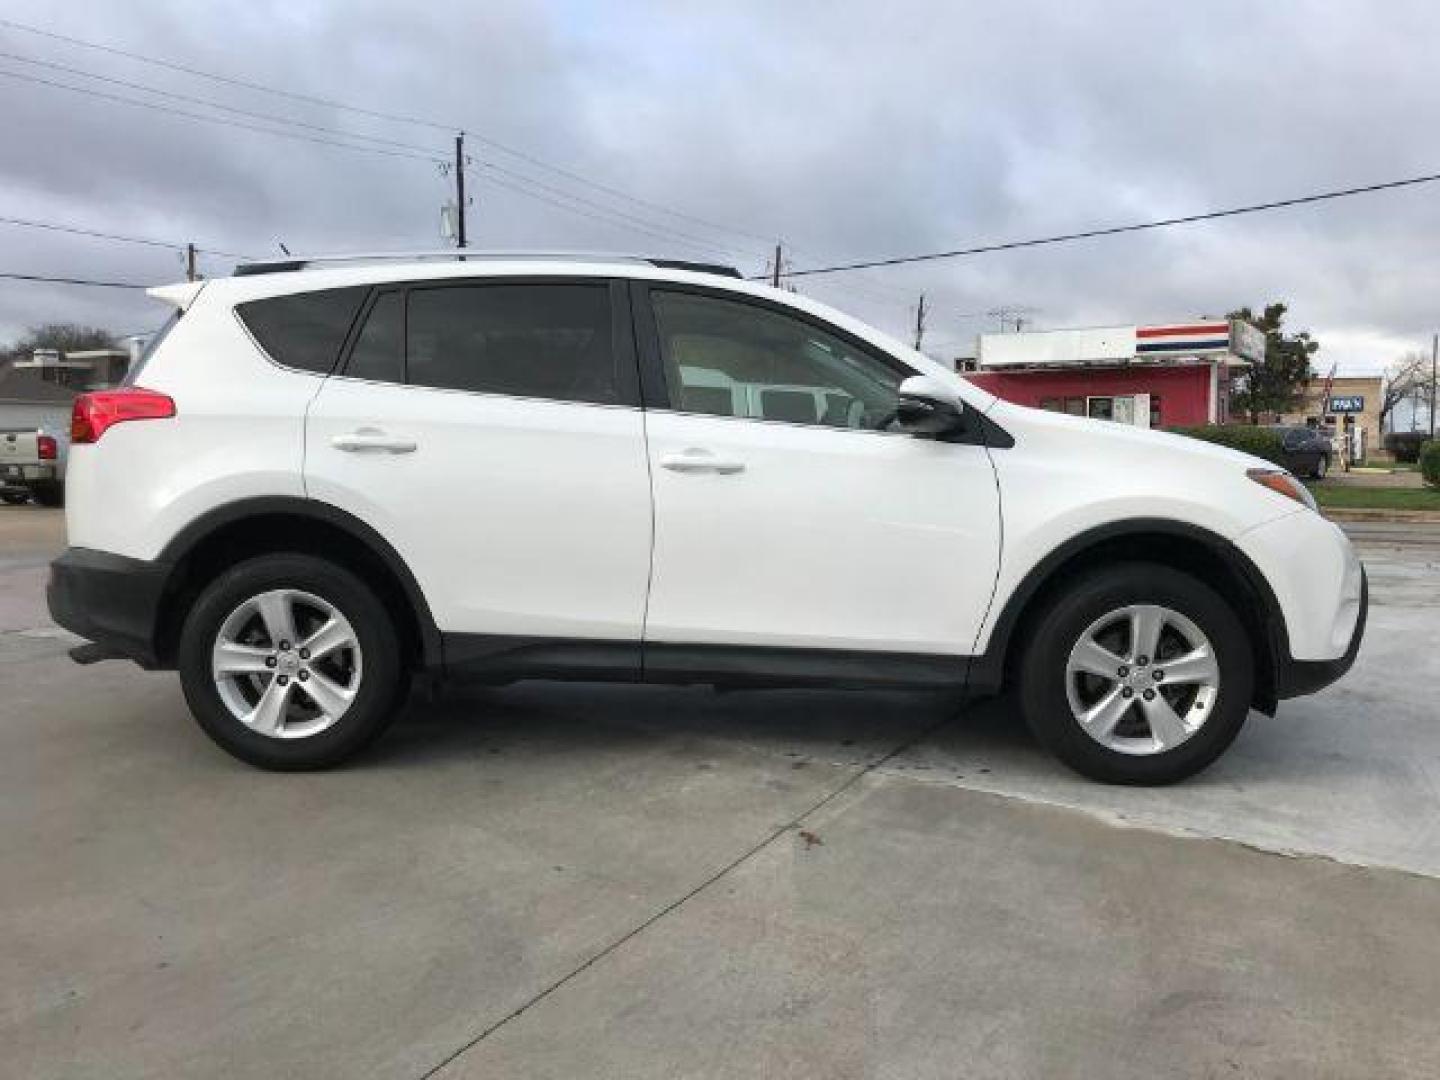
[3,507,1439,1079]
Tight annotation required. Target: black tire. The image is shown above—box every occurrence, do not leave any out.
[178,553,404,770]
[1,491,28,505]
[30,481,64,507]
[1017,562,1254,785]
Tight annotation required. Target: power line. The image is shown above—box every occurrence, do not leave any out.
[0,15,780,251]
[0,214,248,259]
[0,49,759,266]
[0,15,456,133]
[0,67,445,163]
[0,55,764,262]
[470,169,761,261]
[0,48,446,157]
[774,172,1440,279]
[0,271,150,289]
[476,160,766,261]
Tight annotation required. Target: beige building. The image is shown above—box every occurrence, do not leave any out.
[1273,374,1384,462]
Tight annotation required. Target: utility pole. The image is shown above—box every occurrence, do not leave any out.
[454,133,467,249]
[913,293,927,350]
[184,243,197,282]
[987,305,1037,333]
[771,243,782,288]
[1431,332,1437,438]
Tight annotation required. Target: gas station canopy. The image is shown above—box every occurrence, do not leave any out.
[977,319,1264,370]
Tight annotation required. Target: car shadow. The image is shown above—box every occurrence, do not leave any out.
[363,681,1008,773]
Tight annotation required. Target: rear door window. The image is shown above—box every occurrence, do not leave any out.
[236,287,369,374]
[343,292,404,384]
[405,283,619,404]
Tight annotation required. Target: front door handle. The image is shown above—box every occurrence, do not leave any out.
[658,449,746,475]
[332,429,417,454]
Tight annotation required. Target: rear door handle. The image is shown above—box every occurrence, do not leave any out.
[658,450,745,475]
[332,429,417,454]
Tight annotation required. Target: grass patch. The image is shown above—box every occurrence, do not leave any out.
[1305,484,1440,511]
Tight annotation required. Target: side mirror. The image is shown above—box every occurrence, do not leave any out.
[894,375,967,437]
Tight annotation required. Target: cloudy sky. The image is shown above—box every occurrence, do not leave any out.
[1,0,1437,373]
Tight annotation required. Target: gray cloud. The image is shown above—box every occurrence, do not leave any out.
[1,0,1436,372]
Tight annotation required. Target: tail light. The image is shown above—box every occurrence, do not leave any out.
[71,387,176,444]
[37,434,57,459]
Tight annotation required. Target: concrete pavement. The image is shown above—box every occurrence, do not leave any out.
[3,508,1439,1078]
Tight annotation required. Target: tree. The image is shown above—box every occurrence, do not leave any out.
[1227,303,1319,424]
[1379,350,1436,430]
[2,323,118,365]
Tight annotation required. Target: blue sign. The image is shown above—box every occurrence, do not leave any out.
[1328,395,1364,413]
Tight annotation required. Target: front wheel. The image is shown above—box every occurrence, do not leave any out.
[178,553,404,770]
[1017,563,1254,785]
[1313,455,1328,479]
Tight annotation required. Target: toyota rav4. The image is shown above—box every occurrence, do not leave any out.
[47,253,1366,783]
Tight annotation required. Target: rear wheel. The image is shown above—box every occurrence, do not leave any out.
[1017,562,1254,785]
[178,553,404,770]
[1,491,28,505]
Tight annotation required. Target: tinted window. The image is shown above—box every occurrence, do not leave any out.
[236,287,368,374]
[406,284,618,404]
[651,291,902,429]
[345,292,403,383]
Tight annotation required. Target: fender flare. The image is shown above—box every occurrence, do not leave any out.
[968,517,1287,710]
[157,496,443,668]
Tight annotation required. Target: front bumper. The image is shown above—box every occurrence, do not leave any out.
[47,547,170,668]
[1273,567,1367,700]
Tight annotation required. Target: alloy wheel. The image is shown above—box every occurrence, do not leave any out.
[211,588,363,739]
[1063,604,1220,756]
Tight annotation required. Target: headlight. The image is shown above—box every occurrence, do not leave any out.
[1247,468,1318,512]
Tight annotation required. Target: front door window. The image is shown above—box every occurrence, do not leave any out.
[650,290,903,429]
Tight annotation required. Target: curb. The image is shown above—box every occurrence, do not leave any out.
[1323,507,1440,524]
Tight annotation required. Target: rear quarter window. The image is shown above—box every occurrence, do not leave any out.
[236,287,369,374]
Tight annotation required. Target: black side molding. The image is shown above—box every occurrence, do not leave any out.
[442,634,970,690]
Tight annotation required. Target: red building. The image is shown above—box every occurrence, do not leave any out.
[961,320,1262,428]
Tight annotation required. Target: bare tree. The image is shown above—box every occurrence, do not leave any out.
[1380,351,1437,429]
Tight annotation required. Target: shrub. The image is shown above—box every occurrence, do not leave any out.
[1420,440,1440,488]
[1385,431,1430,464]
[1166,424,1288,467]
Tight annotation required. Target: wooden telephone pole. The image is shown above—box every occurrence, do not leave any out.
[1431,332,1437,438]
[913,293,927,349]
[771,243,782,288]
[454,134,468,249]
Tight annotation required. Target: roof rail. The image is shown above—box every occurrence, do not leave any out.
[232,250,741,278]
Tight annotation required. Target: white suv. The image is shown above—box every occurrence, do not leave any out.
[48,253,1366,783]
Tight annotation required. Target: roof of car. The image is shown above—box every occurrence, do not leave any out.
[231,251,743,280]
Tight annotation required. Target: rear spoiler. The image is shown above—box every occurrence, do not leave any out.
[146,280,208,311]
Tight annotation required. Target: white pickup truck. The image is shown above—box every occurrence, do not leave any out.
[1,427,67,506]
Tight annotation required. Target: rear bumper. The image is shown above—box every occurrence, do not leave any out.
[1273,566,1367,700]
[47,547,170,668]
[2,463,59,484]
